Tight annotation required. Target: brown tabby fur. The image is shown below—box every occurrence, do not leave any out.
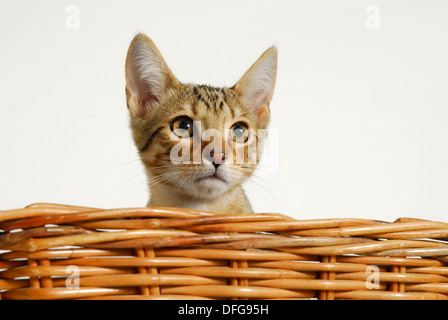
[125,33,277,214]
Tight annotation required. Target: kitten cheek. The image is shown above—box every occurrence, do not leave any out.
[169,140,193,164]
[221,166,246,186]
[229,145,257,166]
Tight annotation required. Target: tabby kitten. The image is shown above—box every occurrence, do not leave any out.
[125,33,277,214]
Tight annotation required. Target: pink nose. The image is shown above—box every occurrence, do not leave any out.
[210,152,225,164]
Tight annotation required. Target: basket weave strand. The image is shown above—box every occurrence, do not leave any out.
[1,203,448,300]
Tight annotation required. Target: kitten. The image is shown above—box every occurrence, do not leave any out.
[125,33,277,214]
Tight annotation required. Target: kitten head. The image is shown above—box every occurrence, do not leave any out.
[125,33,277,205]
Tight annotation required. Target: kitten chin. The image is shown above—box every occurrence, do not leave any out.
[125,33,277,214]
[147,182,253,214]
[192,176,229,197]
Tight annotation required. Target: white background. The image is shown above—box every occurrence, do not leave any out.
[1,0,447,222]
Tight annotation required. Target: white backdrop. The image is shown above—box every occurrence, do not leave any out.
[1,0,447,222]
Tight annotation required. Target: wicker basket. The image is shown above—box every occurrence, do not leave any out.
[2,203,448,300]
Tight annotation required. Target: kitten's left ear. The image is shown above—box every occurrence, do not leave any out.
[233,47,278,128]
[125,33,180,118]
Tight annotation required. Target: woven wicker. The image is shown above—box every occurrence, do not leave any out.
[2,203,448,300]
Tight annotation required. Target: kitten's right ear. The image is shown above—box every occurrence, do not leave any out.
[125,33,180,118]
[233,47,277,128]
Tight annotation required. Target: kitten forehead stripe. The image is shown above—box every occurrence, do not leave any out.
[227,102,235,118]
[192,85,237,115]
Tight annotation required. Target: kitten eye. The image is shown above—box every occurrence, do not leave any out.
[171,116,194,138]
[230,122,249,143]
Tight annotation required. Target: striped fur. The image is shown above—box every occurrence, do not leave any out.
[125,33,277,214]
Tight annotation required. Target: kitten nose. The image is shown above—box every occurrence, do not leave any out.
[210,151,225,167]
